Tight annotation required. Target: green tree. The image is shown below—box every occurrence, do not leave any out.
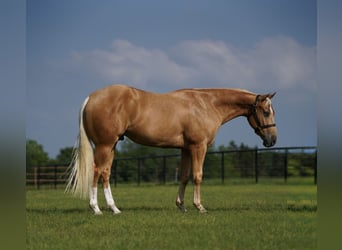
[55,147,74,165]
[26,139,49,168]
[229,140,238,150]
[115,138,179,183]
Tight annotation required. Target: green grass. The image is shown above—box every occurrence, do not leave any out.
[26,183,316,249]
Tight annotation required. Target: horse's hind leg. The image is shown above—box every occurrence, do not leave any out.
[89,162,102,215]
[101,152,121,214]
[89,144,120,215]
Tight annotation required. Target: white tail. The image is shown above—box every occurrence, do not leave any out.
[65,97,94,199]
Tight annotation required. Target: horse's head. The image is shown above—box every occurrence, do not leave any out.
[247,93,277,147]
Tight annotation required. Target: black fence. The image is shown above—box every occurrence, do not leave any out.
[26,146,317,189]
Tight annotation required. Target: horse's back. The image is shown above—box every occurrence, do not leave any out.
[84,84,138,144]
[89,84,136,100]
[84,84,222,148]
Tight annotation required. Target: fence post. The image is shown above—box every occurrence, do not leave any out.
[284,149,288,183]
[34,167,38,189]
[37,165,41,189]
[221,152,225,184]
[54,165,57,189]
[137,158,141,186]
[175,167,178,183]
[254,148,258,183]
[314,150,317,185]
[162,156,166,184]
[113,159,117,187]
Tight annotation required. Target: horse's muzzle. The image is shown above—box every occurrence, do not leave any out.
[263,135,277,148]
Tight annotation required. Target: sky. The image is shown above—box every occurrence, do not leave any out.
[26,0,317,158]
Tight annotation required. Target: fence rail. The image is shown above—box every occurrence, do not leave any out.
[26,146,317,189]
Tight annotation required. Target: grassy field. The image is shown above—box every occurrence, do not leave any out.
[26,182,316,249]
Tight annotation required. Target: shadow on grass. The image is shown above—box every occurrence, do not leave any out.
[26,208,88,214]
[26,201,317,215]
[26,206,175,215]
[287,200,317,212]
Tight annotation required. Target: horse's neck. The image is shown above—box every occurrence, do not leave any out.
[212,89,255,124]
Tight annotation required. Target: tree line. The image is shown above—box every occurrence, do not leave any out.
[26,138,249,168]
[26,138,316,182]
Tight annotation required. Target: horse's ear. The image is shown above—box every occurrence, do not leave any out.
[259,92,276,102]
[268,92,276,99]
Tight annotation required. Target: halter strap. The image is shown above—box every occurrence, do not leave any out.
[250,95,276,133]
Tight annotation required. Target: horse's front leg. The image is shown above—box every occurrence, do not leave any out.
[176,149,191,212]
[191,144,208,213]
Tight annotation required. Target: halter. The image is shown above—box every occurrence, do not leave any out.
[250,95,276,133]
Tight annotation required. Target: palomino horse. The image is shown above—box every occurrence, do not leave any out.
[66,84,277,214]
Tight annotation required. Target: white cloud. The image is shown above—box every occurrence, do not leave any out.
[249,37,316,89]
[71,37,316,91]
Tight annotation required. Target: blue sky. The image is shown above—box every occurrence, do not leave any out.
[26,0,317,158]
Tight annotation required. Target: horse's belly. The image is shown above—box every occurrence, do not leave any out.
[125,129,184,148]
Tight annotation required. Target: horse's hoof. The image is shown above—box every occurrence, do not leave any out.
[178,206,188,213]
[108,205,122,214]
[194,203,208,213]
[113,208,122,214]
[89,204,103,215]
[176,201,187,213]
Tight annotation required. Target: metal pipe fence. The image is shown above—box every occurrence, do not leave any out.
[26,146,317,189]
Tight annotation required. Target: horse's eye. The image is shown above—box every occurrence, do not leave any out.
[263,111,270,117]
